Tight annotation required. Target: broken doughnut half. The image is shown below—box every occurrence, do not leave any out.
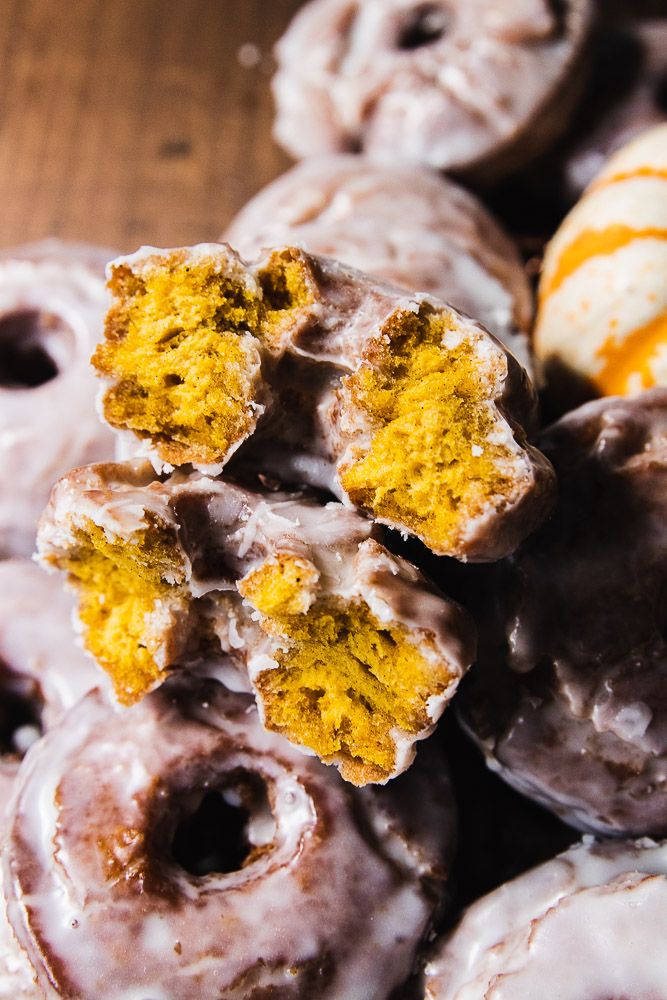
[38,462,476,784]
[94,244,555,561]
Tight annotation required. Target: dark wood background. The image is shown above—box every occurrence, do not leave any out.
[0,0,304,253]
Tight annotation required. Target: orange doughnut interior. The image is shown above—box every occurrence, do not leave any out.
[239,554,453,785]
[94,250,314,466]
[339,307,518,556]
[52,519,190,705]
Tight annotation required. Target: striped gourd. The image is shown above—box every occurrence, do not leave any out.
[535,124,667,396]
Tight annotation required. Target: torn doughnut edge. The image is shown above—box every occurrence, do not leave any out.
[40,508,464,785]
[94,244,544,558]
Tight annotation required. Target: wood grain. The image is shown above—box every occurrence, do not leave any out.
[0,0,304,253]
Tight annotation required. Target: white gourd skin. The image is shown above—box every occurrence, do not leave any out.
[536,124,667,398]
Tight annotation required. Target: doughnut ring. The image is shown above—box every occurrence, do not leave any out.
[4,675,456,999]
[93,243,554,561]
[38,464,476,785]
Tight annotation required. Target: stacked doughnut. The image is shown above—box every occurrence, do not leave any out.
[37,240,555,781]
[0,222,558,993]
[0,240,117,995]
[423,119,667,997]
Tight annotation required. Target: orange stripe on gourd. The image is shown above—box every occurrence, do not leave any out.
[589,167,667,194]
[541,225,667,301]
[594,309,667,396]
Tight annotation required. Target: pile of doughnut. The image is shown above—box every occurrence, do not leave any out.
[1,1,667,997]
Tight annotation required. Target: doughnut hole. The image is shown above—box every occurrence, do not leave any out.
[0,309,73,389]
[239,556,453,785]
[172,771,274,876]
[0,666,42,758]
[397,3,449,50]
[95,250,315,466]
[338,307,518,557]
[53,519,191,705]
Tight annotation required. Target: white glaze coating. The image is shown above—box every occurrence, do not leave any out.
[0,241,116,557]
[224,156,534,370]
[0,857,37,999]
[5,678,456,999]
[425,837,667,999]
[272,0,591,181]
[38,463,476,782]
[0,557,106,844]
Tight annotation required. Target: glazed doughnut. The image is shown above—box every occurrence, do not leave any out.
[4,675,456,999]
[94,242,555,561]
[271,0,593,183]
[535,124,667,398]
[563,20,667,199]
[0,559,103,813]
[0,559,104,998]
[0,240,116,557]
[38,462,475,784]
[459,391,667,835]
[225,156,534,369]
[424,837,667,999]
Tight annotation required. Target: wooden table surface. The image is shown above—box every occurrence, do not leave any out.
[0,0,304,254]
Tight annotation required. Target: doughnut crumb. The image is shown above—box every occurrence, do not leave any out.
[340,307,518,556]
